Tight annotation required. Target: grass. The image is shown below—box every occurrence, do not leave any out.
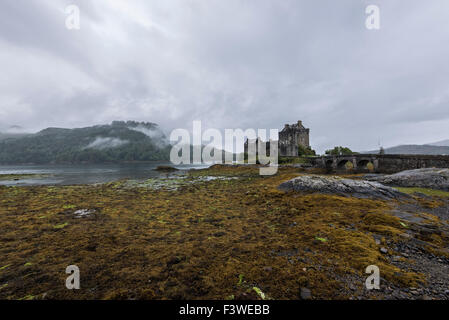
[0,174,48,181]
[395,187,449,198]
[278,157,311,165]
[0,165,446,299]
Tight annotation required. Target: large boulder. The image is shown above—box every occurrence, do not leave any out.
[365,168,449,191]
[278,175,406,200]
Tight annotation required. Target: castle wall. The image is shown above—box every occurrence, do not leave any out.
[245,121,311,158]
[279,124,310,157]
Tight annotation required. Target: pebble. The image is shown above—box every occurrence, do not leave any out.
[380,247,388,254]
[300,288,312,300]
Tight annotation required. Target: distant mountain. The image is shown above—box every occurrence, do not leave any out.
[365,144,449,155]
[428,139,449,147]
[0,121,172,164]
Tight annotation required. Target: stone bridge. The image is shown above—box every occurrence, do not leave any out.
[311,154,449,174]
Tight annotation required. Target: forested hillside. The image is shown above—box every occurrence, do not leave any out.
[0,121,171,164]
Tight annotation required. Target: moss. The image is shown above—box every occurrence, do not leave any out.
[395,187,449,198]
[0,165,443,299]
[53,222,69,229]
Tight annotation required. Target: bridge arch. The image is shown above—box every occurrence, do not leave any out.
[337,159,353,170]
[357,159,374,172]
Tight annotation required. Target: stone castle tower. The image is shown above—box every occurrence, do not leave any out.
[279,120,310,157]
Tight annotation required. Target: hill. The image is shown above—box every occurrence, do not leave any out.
[365,144,449,155]
[0,121,172,164]
[428,139,449,147]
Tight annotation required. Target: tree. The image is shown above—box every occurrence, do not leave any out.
[325,146,356,156]
[379,147,385,155]
[297,145,316,156]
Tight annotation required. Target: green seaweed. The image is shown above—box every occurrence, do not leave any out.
[53,222,69,229]
[252,287,266,300]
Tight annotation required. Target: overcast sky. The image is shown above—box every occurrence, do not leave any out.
[0,0,449,153]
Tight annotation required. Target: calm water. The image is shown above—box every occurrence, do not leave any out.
[0,162,210,186]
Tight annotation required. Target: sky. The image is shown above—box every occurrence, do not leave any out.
[0,0,449,153]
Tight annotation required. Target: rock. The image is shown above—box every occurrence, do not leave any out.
[380,247,388,254]
[73,209,96,218]
[278,175,407,200]
[365,168,449,191]
[300,287,312,300]
[154,165,179,172]
[263,266,273,272]
[213,232,226,237]
[167,256,183,266]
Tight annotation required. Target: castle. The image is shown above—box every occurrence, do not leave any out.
[279,120,310,157]
[244,120,310,157]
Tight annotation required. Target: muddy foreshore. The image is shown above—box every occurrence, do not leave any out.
[0,164,448,300]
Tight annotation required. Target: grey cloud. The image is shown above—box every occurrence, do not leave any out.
[0,0,449,153]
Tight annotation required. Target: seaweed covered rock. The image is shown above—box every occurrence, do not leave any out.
[278,175,406,200]
[154,165,179,172]
[364,168,449,191]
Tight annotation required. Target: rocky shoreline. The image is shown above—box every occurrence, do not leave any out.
[364,168,449,191]
[278,175,408,200]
